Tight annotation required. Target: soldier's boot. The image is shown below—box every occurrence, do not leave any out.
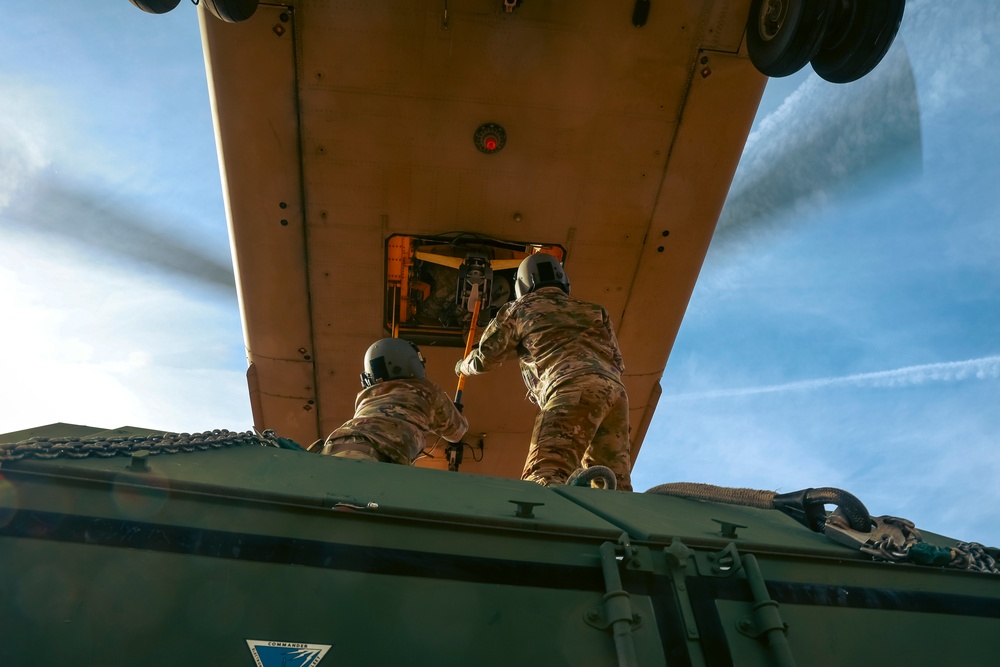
[332,449,381,462]
[322,436,391,462]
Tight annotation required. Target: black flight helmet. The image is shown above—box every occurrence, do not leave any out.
[360,338,427,388]
[514,253,570,299]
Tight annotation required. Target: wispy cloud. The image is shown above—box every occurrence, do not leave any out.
[0,85,53,209]
[666,355,1000,401]
[905,0,999,117]
[6,177,235,292]
[712,43,922,255]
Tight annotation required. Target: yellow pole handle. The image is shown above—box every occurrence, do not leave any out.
[455,297,483,397]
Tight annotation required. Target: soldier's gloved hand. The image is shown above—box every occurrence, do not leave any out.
[454,401,464,413]
[455,359,465,376]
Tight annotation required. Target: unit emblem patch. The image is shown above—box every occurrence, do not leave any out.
[245,639,331,667]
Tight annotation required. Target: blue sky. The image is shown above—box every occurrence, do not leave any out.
[2,2,997,547]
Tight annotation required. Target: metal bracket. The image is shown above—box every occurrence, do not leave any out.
[736,601,787,639]
[128,450,151,472]
[617,532,653,571]
[712,518,748,539]
[508,500,543,519]
[662,539,701,640]
[664,537,693,569]
[583,601,644,631]
[693,541,744,577]
[446,441,464,471]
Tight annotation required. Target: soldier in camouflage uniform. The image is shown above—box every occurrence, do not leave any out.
[455,254,632,491]
[316,338,468,464]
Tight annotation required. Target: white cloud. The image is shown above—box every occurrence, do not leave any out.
[0,84,53,209]
[905,1,999,116]
[637,379,1000,546]
[0,234,250,437]
[635,408,847,492]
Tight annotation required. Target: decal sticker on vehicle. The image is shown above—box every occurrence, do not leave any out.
[245,639,331,667]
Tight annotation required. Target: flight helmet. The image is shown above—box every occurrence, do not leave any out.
[360,338,427,387]
[514,253,570,299]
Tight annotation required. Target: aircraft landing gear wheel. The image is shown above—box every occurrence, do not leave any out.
[811,0,906,84]
[128,0,182,13]
[201,0,260,23]
[746,0,837,78]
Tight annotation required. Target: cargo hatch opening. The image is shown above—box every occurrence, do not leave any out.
[384,233,565,347]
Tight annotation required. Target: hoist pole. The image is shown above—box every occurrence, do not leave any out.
[454,295,482,407]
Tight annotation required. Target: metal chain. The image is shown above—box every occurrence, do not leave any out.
[860,515,1000,575]
[947,542,999,574]
[0,429,285,462]
[858,515,922,561]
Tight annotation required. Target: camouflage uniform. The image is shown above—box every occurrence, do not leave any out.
[319,378,468,465]
[457,286,632,490]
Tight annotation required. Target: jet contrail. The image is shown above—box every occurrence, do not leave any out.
[666,355,1000,402]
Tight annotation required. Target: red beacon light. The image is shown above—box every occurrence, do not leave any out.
[474,123,506,154]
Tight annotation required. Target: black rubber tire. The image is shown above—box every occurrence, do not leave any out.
[811,0,906,84]
[128,0,182,13]
[747,0,838,78]
[202,0,260,23]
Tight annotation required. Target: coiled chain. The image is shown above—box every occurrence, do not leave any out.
[0,429,283,462]
[860,515,999,575]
